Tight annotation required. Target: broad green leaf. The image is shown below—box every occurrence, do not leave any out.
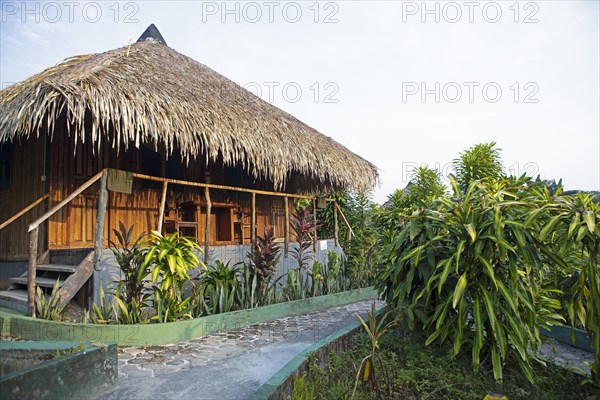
[539,214,561,241]
[437,259,452,295]
[491,345,502,381]
[568,213,580,240]
[452,273,467,309]
[477,256,495,285]
[583,211,595,233]
[465,223,477,242]
[479,285,496,330]
[425,330,441,346]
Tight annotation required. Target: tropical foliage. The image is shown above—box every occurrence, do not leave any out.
[376,142,600,384]
[142,231,204,322]
[35,279,66,321]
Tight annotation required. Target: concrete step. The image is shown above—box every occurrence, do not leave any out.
[9,276,64,288]
[0,289,27,302]
[36,264,77,274]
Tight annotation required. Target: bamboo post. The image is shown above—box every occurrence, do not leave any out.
[284,197,289,257]
[157,181,168,233]
[334,201,354,240]
[312,198,317,253]
[333,200,339,247]
[251,193,256,251]
[28,227,39,317]
[204,187,211,264]
[94,171,108,271]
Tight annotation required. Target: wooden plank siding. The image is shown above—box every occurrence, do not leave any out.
[0,138,48,261]
[2,128,300,260]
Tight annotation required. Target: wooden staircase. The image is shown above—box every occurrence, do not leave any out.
[0,250,94,314]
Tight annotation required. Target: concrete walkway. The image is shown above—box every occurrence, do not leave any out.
[538,339,595,376]
[101,300,382,400]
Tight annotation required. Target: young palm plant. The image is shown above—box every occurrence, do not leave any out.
[142,231,205,322]
[198,260,241,315]
[35,279,65,321]
[109,222,149,323]
[352,302,396,399]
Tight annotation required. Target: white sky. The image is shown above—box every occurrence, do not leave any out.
[1,0,598,203]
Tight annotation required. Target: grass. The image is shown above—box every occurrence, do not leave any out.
[299,328,599,400]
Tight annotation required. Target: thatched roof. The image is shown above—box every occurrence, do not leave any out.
[0,25,378,193]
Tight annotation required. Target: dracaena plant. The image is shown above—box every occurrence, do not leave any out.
[197,260,241,315]
[378,176,565,383]
[290,206,319,270]
[109,222,148,308]
[251,227,281,280]
[534,191,600,384]
[142,231,204,322]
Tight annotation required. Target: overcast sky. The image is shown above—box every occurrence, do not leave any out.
[1,0,598,203]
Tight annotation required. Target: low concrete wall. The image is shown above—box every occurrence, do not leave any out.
[251,319,363,400]
[93,238,343,304]
[0,341,117,400]
[542,325,594,352]
[0,287,378,346]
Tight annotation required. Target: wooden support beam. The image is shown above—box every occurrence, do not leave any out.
[334,202,354,240]
[333,200,339,247]
[131,172,315,200]
[0,193,49,231]
[284,197,289,257]
[94,171,108,271]
[204,187,211,265]
[251,193,256,251]
[157,181,168,233]
[28,227,39,317]
[312,199,317,253]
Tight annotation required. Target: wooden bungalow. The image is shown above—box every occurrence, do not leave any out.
[0,25,378,315]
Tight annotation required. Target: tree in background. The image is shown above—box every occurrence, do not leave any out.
[452,142,504,191]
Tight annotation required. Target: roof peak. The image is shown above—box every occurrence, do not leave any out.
[137,24,167,46]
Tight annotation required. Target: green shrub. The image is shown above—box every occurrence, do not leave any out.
[142,231,204,322]
[378,177,565,382]
[35,279,65,321]
[197,260,241,315]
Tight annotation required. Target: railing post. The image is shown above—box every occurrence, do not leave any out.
[284,197,289,257]
[28,227,39,317]
[312,198,317,253]
[251,193,256,251]
[333,200,339,247]
[157,181,168,233]
[94,171,108,271]
[204,187,211,265]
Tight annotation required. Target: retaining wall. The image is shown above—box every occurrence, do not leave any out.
[0,287,378,346]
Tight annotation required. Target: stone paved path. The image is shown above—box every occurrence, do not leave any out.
[101,300,382,400]
[538,339,595,376]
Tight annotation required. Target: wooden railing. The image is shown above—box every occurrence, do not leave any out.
[25,169,108,317]
[130,172,355,261]
[0,193,50,231]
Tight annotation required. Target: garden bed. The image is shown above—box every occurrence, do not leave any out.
[259,326,598,400]
[0,287,377,346]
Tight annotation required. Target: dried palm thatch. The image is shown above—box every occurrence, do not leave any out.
[0,37,378,193]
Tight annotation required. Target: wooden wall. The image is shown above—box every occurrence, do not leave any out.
[0,138,48,261]
[2,126,299,260]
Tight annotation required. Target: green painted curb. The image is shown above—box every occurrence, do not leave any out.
[251,307,384,400]
[542,324,594,352]
[251,319,362,400]
[0,341,117,399]
[0,287,378,346]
